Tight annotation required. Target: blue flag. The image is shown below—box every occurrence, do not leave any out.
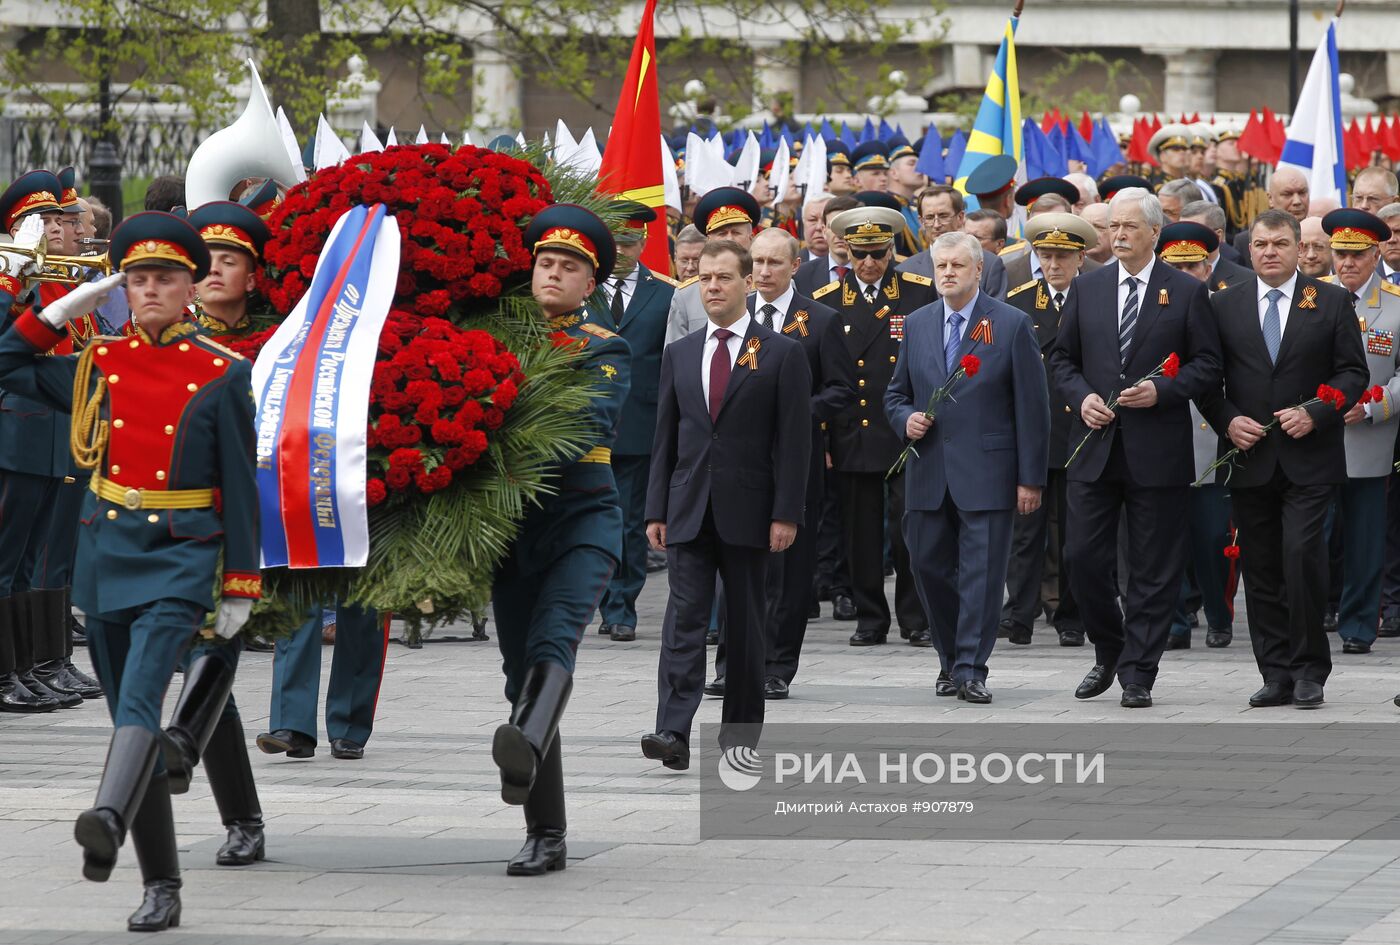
[945,129,968,183]
[916,129,946,183]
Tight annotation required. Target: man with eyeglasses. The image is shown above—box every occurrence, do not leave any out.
[1351,167,1399,216]
[1298,216,1333,279]
[815,206,936,647]
[897,185,1007,299]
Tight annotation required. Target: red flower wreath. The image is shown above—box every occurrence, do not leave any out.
[258,144,553,319]
[364,312,524,503]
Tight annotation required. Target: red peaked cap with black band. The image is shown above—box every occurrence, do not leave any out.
[0,169,62,232]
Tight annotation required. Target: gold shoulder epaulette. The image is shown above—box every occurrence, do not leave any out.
[580,322,618,340]
[1382,281,1400,298]
[651,271,680,288]
[1320,274,1338,284]
[899,271,933,287]
[1008,279,1038,298]
[998,241,1027,257]
[677,275,699,289]
[812,281,840,299]
[192,336,246,360]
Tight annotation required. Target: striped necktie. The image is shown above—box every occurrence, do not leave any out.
[1118,276,1139,365]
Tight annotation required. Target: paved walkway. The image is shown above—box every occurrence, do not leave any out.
[4,574,1400,945]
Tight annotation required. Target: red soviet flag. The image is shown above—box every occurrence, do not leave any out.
[597,0,669,275]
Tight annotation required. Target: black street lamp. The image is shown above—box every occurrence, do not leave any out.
[89,69,124,223]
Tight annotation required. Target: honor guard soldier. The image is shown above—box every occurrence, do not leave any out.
[1319,209,1400,656]
[887,135,928,250]
[664,186,761,344]
[495,204,630,875]
[0,210,260,931]
[0,169,101,713]
[156,198,270,869]
[965,154,1027,260]
[825,141,856,195]
[817,205,936,646]
[28,167,106,707]
[1156,222,1238,649]
[850,140,891,193]
[591,201,676,642]
[1002,212,1096,649]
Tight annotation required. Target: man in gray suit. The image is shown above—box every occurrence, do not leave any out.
[886,232,1050,704]
[896,184,1007,299]
[664,187,761,345]
[1322,209,1400,655]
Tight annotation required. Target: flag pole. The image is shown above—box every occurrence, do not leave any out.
[1013,0,1024,15]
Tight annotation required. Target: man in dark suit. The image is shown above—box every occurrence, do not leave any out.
[641,240,811,769]
[895,184,1007,299]
[794,196,859,298]
[1199,209,1368,708]
[1002,213,1097,648]
[1182,201,1253,292]
[589,204,677,642]
[817,205,937,646]
[1049,187,1223,709]
[733,227,855,698]
[887,232,1050,703]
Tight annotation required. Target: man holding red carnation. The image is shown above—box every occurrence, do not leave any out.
[886,231,1050,704]
[1317,208,1400,656]
[1198,208,1368,709]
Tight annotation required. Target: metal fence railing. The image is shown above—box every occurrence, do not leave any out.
[0,116,209,184]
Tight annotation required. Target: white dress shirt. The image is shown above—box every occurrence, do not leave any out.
[753,284,795,332]
[1117,257,1156,328]
[605,267,639,313]
[855,277,881,303]
[702,312,752,403]
[1256,271,1298,337]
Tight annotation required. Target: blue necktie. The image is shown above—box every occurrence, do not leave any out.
[1262,288,1283,364]
[1389,272,1400,286]
[945,311,963,375]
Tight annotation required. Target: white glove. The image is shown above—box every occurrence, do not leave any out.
[213,598,254,640]
[0,213,43,280]
[37,271,124,329]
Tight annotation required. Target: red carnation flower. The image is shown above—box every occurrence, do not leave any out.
[960,354,981,377]
[385,466,412,490]
[366,478,388,506]
[1370,385,1385,404]
[1161,352,1181,378]
[1316,384,1346,410]
[1223,543,1240,560]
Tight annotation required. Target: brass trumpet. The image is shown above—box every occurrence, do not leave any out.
[5,244,112,285]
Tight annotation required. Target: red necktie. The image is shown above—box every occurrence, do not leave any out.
[835,265,849,281]
[709,327,734,421]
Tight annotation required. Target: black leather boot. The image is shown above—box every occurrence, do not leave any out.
[0,597,58,713]
[14,591,81,708]
[203,714,266,866]
[127,772,182,932]
[75,726,159,882]
[31,588,100,700]
[162,653,236,794]
[492,662,572,805]
[507,733,567,876]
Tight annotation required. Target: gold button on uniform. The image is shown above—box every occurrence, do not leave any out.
[861,419,870,427]
[164,425,174,435]
[186,383,197,392]
[96,346,108,356]
[889,355,897,363]
[859,399,867,407]
[1200,422,1209,430]
[147,514,159,524]
[128,340,140,349]
[857,359,865,367]
[1064,406,1072,413]
[858,379,866,388]
[110,464,120,474]
[213,358,224,367]
[113,419,124,428]
[178,343,190,351]
[107,374,119,384]
[106,509,117,520]
[155,471,166,481]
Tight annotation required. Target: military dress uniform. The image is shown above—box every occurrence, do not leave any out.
[0,170,102,712]
[491,205,630,876]
[589,239,675,640]
[818,206,936,645]
[0,211,259,931]
[149,200,271,868]
[1322,210,1400,652]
